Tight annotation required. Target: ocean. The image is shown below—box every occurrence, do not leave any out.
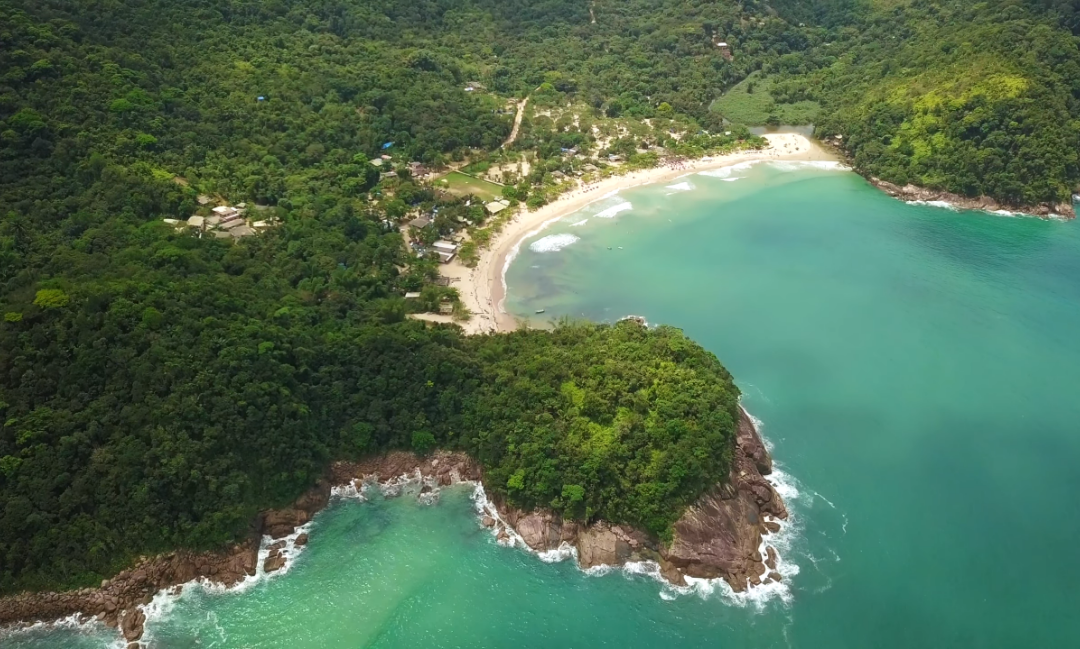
[8,162,1080,647]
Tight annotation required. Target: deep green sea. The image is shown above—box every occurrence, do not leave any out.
[8,162,1080,648]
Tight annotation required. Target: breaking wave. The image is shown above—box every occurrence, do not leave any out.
[530,233,580,253]
[906,200,960,211]
[594,201,633,219]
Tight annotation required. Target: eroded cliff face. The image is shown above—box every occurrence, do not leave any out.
[484,408,789,592]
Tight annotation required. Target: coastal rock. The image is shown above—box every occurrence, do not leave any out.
[660,411,786,591]
[331,451,482,488]
[263,551,286,573]
[0,420,787,636]
[294,533,309,547]
[260,510,311,539]
[870,177,1075,219]
[120,608,146,642]
[483,407,787,591]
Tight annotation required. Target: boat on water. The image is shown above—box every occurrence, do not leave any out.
[535,309,546,314]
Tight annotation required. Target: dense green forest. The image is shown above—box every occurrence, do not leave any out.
[1,0,1079,595]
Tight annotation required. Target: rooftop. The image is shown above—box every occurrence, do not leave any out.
[485,200,511,214]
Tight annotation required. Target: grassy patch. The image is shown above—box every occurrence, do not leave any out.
[711,73,821,126]
[436,171,504,202]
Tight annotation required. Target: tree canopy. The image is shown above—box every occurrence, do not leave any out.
[2,0,1079,596]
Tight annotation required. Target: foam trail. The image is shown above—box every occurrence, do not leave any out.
[530,233,580,253]
[0,615,125,649]
[568,218,589,226]
[698,161,756,178]
[665,181,694,191]
[594,201,632,219]
[769,160,850,172]
[139,520,314,645]
[907,200,959,211]
[471,407,811,609]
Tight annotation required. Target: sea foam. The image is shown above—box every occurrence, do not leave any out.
[530,233,580,253]
[665,181,694,192]
[906,200,959,211]
[568,218,589,227]
[468,406,810,609]
[0,614,125,649]
[138,519,314,645]
[594,201,632,219]
[698,161,755,178]
[769,160,850,172]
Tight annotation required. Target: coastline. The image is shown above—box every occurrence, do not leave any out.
[868,177,1076,220]
[438,133,837,334]
[0,409,792,643]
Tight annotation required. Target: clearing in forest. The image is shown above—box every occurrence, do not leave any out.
[436,171,505,202]
[710,72,821,126]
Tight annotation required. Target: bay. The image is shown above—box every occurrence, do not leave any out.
[12,162,1080,647]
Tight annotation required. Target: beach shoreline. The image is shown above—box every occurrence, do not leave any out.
[436,133,836,335]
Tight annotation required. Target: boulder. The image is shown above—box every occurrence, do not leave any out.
[260,509,310,539]
[120,608,146,642]
[263,552,286,573]
[294,533,309,547]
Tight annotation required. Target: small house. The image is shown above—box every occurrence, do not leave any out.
[187,215,205,228]
[218,219,243,230]
[432,240,458,254]
[230,225,255,238]
[485,200,510,214]
[439,301,454,314]
[409,216,431,229]
[404,292,422,299]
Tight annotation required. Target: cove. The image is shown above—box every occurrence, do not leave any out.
[10,163,1080,647]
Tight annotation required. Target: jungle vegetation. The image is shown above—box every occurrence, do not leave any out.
[1,0,1079,594]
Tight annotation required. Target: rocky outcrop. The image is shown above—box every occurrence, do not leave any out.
[486,407,789,592]
[330,450,481,487]
[0,478,331,644]
[870,177,1075,219]
[0,425,785,639]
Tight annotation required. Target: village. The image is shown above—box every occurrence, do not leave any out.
[163,196,279,239]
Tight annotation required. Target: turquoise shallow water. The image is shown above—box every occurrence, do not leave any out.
[10,163,1080,647]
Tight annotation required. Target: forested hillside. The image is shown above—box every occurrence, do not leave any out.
[1,0,1079,595]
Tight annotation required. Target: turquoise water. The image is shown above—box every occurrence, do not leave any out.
[11,163,1080,647]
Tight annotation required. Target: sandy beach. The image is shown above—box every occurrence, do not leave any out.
[427,133,835,334]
